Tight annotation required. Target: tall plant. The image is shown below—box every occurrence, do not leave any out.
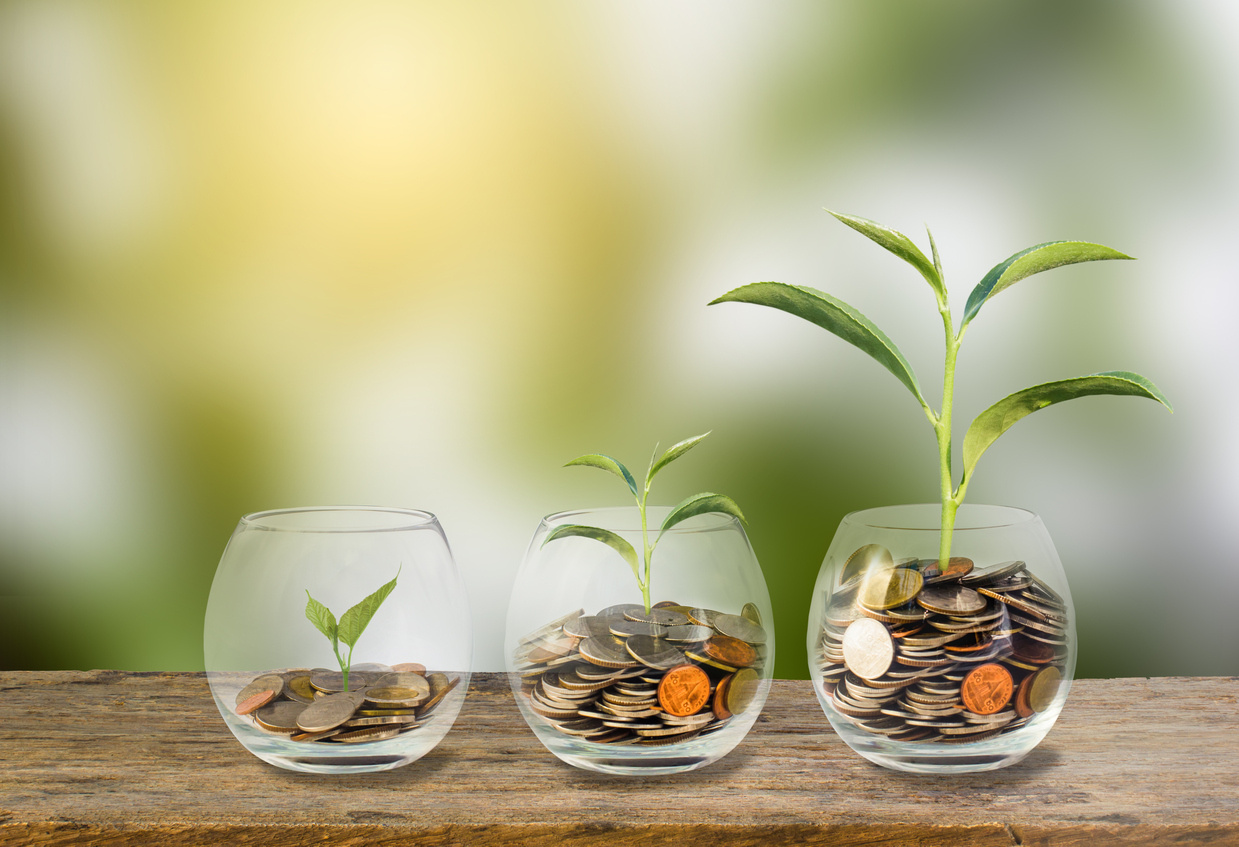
[710,211,1171,565]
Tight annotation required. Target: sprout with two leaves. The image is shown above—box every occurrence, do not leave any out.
[543,433,745,615]
[710,211,1172,565]
[304,566,400,692]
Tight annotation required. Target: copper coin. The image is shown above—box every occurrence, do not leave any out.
[1014,674,1035,718]
[920,557,975,584]
[917,584,987,616]
[657,664,711,716]
[712,674,734,720]
[859,568,924,611]
[841,543,894,585]
[1011,635,1056,665]
[960,663,1013,715]
[703,635,757,668]
[236,689,276,716]
[390,662,427,674]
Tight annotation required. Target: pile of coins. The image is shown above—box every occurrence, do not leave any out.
[233,663,460,744]
[818,545,1068,744]
[514,601,768,746]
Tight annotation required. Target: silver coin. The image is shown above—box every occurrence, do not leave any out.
[296,692,363,733]
[252,700,308,733]
[609,620,666,638]
[960,560,1027,586]
[236,673,286,707]
[841,617,895,681]
[662,625,715,642]
[917,585,987,616]
[624,608,690,627]
[740,602,763,626]
[713,614,767,645]
[596,603,647,620]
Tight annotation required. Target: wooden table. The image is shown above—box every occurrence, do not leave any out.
[2,671,1236,845]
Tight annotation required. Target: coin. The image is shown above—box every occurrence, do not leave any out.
[365,686,428,708]
[236,673,286,707]
[236,689,276,716]
[712,674,733,720]
[652,600,681,609]
[390,662,427,674]
[608,620,666,638]
[960,663,1013,716]
[657,664,711,717]
[726,667,760,715]
[580,636,640,668]
[841,544,894,584]
[285,675,317,704]
[624,635,687,670]
[296,692,362,733]
[859,568,924,611]
[372,673,432,698]
[1027,666,1061,712]
[917,584,987,616]
[596,603,646,620]
[333,726,404,743]
[842,618,895,681]
[662,625,714,642]
[713,614,767,645]
[961,560,1027,586]
[253,700,309,733]
[625,608,690,627]
[741,602,763,626]
[703,635,757,668]
[919,557,975,584]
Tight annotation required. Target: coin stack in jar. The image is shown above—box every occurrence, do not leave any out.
[232,664,460,744]
[818,544,1068,744]
[514,602,767,746]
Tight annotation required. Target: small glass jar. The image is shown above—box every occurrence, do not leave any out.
[807,504,1075,774]
[204,506,472,774]
[505,506,775,775]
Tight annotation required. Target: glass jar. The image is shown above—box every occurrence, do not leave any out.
[505,507,775,775]
[204,506,472,774]
[807,504,1075,774]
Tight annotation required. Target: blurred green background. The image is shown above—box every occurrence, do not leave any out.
[2,1,1235,679]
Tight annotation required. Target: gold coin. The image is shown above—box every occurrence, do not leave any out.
[725,667,760,715]
[859,568,923,611]
[332,726,403,744]
[285,675,317,704]
[1027,666,1061,713]
[740,603,763,626]
[364,686,428,708]
[371,673,431,699]
[841,544,894,585]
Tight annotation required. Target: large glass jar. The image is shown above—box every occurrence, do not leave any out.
[505,507,775,775]
[807,504,1075,774]
[204,506,472,774]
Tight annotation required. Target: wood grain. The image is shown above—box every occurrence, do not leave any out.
[1,672,1236,846]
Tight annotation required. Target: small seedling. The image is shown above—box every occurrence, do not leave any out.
[543,432,745,614]
[305,566,400,692]
[710,211,1172,564]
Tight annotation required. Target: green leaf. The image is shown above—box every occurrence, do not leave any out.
[827,210,946,304]
[961,371,1173,486]
[337,566,401,649]
[709,282,928,409]
[656,492,747,545]
[565,454,638,497]
[961,241,1133,329]
[647,432,710,488]
[304,590,338,649]
[542,524,640,581]
[927,225,944,282]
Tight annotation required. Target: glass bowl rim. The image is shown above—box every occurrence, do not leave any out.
[540,505,742,533]
[841,503,1037,532]
[240,506,440,533]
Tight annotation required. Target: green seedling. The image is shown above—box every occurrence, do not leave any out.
[304,565,400,692]
[543,432,745,614]
[710,211,1172,565]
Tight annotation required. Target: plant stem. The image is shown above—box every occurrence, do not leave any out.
[333,641,349,692]
[937,305,962,566]
[639,487,652,614]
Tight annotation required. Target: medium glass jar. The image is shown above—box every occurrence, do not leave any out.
[807,504,1075,774]
[505,507,775,775]
[204,506,472,774]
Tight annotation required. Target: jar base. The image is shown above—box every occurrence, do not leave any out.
[852,748,1031,775]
